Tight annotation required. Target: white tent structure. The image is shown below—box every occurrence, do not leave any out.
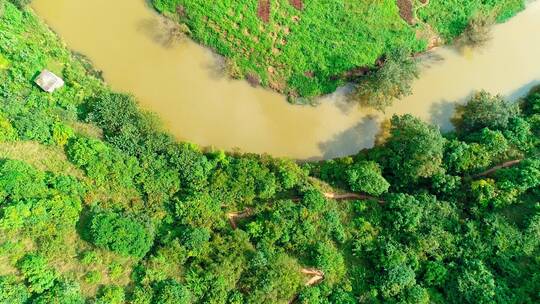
[35,70,64,93]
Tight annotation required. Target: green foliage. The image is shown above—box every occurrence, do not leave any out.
[379,264,416,298]
[458,12,495,48]
[417,0,525,41]
[8,0,31,9]
[84,270,101,285]
[152,0,181,14]
[451,260,496,304]
[52,122,74,146]
[95,285,125,304]
[80,250,101,266]
[0,53,8,69]
[0,159,46,201]
[108,262,124,280]
[32,280,85,304]
[0,113,18,142]
[353,48,419,110]
[345,161,389,196]
[522,91,540,116]
[298,287,322,304]
[456,91,520,133]
[154,280,192,304]
[66,136,141,188]
[312,242,346,285]
[384,193,425,233]
[240,250,303,303]
[422,261,448,287]
[0,160,83,244]
[17,253,57,294]
[89,209,154,258]
[384,114,445,184]
[174,192,222,229]
[0,275,30,304]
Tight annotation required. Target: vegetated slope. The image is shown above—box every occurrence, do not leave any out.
[151,0,524,101]
[0,2,539,303]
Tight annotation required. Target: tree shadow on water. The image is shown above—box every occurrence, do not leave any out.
[136,18,187,49]
[506,80,540,101]
[312,115,380,161]
[428,99,459,132]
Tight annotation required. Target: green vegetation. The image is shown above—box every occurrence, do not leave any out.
[0,2,539,303]
[151,0,524,106]
[350,48,419,111]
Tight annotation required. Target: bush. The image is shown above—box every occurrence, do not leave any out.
[0,113,17,142]
[458,13,495,49]
[95,285,125,304]
[152,0,182,14]
[66,137,141,188]
[154,279,192,304]
[8,0,31,9]
[84,271,102,284]
[0,275,30,304]
[352,48,419,111]
[17,254,57,294]
[345,161,389,196]
[455,91,520,133]
[90,209,154,258]
[32,280,85,304]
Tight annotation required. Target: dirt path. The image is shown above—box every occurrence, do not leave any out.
[396,0,415,24]
[323,192,385,204]
[301,268,324,286]
[227,208,253,229]
[257,0,270,23]
[472,159,523,178]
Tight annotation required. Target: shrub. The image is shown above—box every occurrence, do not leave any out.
[84,271,102,284]
[17,254,57,294]
[95,285,125,304]
[90,209,154,258]
[345,161,389,196]
[80,250,101,265]
[0,275,30,304]
[32,280,85,304]
[458,13,495,49]
[152,0,182,14]
[8,0,31,9]
[0,53,9,70]
[154,279,192,304]
[352,48,419,111]
[455,91,519,133]
[66,137,141,188]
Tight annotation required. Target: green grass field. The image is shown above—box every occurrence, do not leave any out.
[153,0,525,100]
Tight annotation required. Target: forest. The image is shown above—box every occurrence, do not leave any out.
[0,1,539,303]
[152,0,524,105]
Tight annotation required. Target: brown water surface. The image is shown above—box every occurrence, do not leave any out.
[32,0,540,159]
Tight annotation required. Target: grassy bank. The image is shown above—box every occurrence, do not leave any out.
[0,1,539,303]
[152,0,525,102]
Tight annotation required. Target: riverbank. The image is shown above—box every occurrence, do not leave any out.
[151,0,525,99]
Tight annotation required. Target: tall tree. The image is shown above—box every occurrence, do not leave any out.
[352,48,419,111]
[384,115,445,185]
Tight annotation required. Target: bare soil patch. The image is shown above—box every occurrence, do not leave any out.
[289,0,304,10]
[258,0,270,23]
[396,0,415,24]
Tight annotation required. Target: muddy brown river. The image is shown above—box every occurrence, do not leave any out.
[32,0,540,159]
